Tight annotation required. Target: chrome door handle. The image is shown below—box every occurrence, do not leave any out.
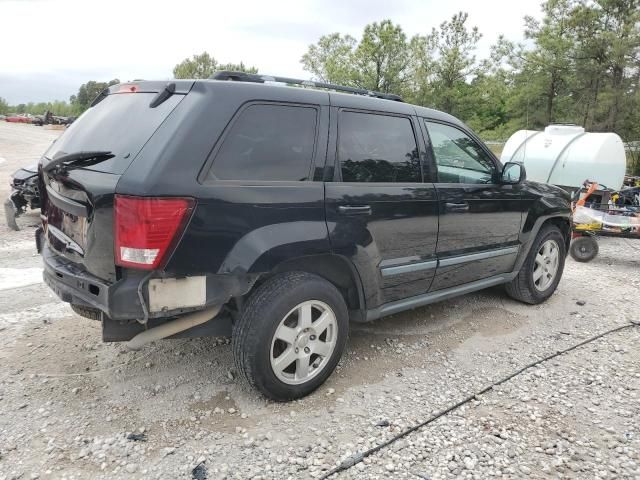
[338,205,372,215]
[445,202,469,212]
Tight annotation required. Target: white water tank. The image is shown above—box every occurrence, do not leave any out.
[500,125,626,190]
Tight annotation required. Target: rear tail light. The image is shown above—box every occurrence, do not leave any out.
[117,84,139,93]
[114,195,195,270]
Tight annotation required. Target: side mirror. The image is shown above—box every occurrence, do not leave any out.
[501,162,526,184]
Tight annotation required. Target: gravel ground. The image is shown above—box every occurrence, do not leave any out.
[0,122,639,480]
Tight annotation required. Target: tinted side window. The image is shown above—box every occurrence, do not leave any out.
[207,104,317,181]
[425,121,495,184]
[338,111,420,183]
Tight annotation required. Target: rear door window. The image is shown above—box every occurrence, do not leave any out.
[45,93,184,175]
[205,104,318,182]
[338,111,421,183]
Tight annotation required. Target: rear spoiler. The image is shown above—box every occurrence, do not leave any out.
[90,80,195,107]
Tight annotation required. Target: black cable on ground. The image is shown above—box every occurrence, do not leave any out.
[319,321,639,480]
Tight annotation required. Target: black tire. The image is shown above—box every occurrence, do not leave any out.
[569,236,598,263]
[232,272,349,401]
[506,225,566,304]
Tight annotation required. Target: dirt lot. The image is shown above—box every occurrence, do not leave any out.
[0,121,639,480]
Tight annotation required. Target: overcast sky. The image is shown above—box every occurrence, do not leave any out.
[1,0,541,104]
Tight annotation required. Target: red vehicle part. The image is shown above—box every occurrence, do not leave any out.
[5,115,32,123]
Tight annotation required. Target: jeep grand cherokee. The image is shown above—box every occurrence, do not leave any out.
[37,72,571,400]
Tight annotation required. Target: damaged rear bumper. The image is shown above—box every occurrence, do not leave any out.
[40,237,257,329]
[42,241,144,321]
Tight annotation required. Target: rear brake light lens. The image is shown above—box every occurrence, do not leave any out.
[117,84,139,93]
[114,195,195,270]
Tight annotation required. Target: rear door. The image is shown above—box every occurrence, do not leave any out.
[325,107,439,309]
[422,120,522,291]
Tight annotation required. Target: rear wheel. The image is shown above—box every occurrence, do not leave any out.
[506,225,566,304]
[569,236,598,263]
[232,272,348,401]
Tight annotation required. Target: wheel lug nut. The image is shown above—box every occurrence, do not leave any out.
[295,348,299,353]
[304,347,310,354]
[310,335,316,340]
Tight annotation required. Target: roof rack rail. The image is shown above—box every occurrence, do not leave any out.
[210,71,403,102]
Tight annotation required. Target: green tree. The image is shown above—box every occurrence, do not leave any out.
[173,52,257,79]
[300,33,357,84]
[352,20,412,93]
[569,1,610,130]
[463,38,515,139]
[511,0,577,126]
[19,100,77,117]
[575,0,640,133]
[0,97,9,115]
[302,20,413,94]
[301,16,482,114]
[70,79,120,112]
[404,34,438,104]
[429,12,482,116]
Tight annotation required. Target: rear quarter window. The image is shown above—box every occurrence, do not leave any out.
[204,103,318,182]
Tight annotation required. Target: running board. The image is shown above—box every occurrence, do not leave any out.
[365,273,517,322]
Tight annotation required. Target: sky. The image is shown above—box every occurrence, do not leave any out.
[0,0,542,105]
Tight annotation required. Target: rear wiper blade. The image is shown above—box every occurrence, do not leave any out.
[43,151,114,173]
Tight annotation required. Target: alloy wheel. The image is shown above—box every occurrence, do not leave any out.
[533,239,560,291]
[270,300,338,385]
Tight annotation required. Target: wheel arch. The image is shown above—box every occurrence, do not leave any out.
[544,216,571,253]
[267,254,366,322]
[514,214,571,273]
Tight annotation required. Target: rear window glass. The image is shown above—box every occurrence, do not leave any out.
[44,93,183,174]
[205,104,317,182]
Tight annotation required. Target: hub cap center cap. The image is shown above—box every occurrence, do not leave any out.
[296,332,311,348]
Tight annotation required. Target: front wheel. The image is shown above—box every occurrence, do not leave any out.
[506,225,566,304]
[232,272,348,401]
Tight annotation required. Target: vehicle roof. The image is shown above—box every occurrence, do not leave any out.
[196,79,464,127]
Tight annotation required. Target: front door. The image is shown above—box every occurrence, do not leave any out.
[325,108,439,308]
[422,120,523,291]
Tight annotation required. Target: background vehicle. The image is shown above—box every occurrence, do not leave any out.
[2,112,73,126]
[5,114,33,123]
[37,73,571,400]
[5,165,40,230]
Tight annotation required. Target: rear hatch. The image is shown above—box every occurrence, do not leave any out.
[40,81,193,282]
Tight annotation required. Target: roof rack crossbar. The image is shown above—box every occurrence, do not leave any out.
[210,71,403,102]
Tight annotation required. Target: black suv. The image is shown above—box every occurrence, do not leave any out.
[37,72,571,400]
